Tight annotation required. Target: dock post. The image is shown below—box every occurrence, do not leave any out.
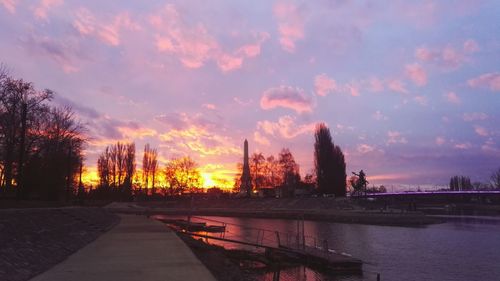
[323,239,328,254]
[275,231,281,247]
[377,273,380,281]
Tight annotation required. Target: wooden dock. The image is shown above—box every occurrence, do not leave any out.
[155,215,362,272]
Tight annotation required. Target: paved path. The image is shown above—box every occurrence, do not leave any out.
[30,214,216,281]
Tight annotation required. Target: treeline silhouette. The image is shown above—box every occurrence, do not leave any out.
[94,141,203,200]
[232,124,349,198]
[0,66,84,201]
[449,175,473,191]
[233,148,305,196]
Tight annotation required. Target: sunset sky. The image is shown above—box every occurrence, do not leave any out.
[1,0,499,189]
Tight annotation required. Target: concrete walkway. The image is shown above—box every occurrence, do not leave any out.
[30,214,216,281]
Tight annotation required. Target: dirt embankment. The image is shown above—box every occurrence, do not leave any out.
[0,208,119,281]
[128,198,443,226]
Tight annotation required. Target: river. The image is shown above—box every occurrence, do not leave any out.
[159,215,500,281]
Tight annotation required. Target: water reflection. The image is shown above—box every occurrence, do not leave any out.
[155,215,500,281]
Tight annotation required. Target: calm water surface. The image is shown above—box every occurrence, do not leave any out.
[163,215,500,281]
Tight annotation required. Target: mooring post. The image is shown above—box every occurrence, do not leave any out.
[296,219,300,249]
[275,231,281,247]
[273,270,280,281]
[323,239,328,254]
[377,273,381,281]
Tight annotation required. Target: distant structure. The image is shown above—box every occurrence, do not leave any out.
[239,139,252,196]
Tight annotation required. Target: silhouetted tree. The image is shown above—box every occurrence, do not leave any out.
[97,142,135,199]
[142,143,158,192]
[123,143,135,198]
[490,168,500,189]
[234,150,301,193]
[314,123,346,197]
[278,148,300,196]
[0,74,52,196]
[164,156,202,194]
[449,175,473,191]
[350,170,368,196]
[250,152,265,189]
[23,107,85,200]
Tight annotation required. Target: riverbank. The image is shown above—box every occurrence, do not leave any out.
[109,198,443,226]
[0,208,118,281]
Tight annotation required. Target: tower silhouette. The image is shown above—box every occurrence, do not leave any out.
[239,139,252,196]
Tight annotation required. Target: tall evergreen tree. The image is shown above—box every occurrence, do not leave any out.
[314,123,346,197]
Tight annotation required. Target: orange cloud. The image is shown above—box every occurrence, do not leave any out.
[253,131,270,146]
[257,115,317,139]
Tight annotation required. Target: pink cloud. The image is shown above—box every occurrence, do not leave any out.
[372,110,388,121]
[73,9,139,46]
[367,77,384,92]
[387,79,409,94]
[388,131,407,144]
[444,92,461,104]
[413,95,428,106]
[260,85,313,113]
[463,112,488,122]
[474,126,489,137]
[253,131,270,146]
[314,74,338,96]
[463,39,480,53]
[387,131,408,144]
[454,142,471,150]
[346,83,360,97]
[34,0,63,20]
[481,139,499,154]
[73,8,95,35]
[467,72,500,92]
[236,32,270,58]
[217,54,243,72]
[357,144,375,154]
[152,4,266,72]
[405,63,427,86]
[202,104,216,110]
[1,0,16,13]
[435,136,446,145]
[151,4,218,68]
[415,39,478,70]
[99,13,140,46]
[273,2,305,53]
[257,115,317,139]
